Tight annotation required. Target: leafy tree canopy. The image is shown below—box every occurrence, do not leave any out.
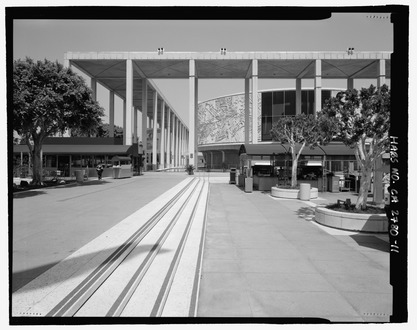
[321,84,390,210]
[321,84,390,153]
[13,57,105,184]
[271,113,337,149]
[270,113,338,188]
[13,57,104,142]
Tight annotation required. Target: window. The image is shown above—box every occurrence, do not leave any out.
[301,90,315,115]
[285,91,296,116]
[272,91,284,117]
[322,90,331,108]
[262,92,272,117]
[71,155,82,167]
[45,155,57,167]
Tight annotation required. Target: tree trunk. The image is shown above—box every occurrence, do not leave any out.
[356,167,372,210]
[31,142,43,185]
[290,143,305,189]
[291,154,298,188]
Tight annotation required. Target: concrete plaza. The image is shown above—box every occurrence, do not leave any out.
[11,172,391,322]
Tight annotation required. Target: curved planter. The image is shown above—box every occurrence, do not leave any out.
[271,186,318,199]
[315,206,388,233]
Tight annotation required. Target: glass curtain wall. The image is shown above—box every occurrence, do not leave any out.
[262,90,333,141]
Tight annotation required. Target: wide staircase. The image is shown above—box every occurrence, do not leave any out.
[13,177,209,317]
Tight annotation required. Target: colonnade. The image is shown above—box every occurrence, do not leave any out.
[187,57,387,168]
[67,60,189,172]
[65,54,387,171]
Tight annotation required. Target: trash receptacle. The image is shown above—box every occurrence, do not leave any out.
[230,168,236,184]
[113,166,121,179]
[75,170,84,183]
[328,176,340,193]
[245,177,253,193]
[299,183,311,200]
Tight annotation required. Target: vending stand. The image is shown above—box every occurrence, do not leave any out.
[111,156,133,179]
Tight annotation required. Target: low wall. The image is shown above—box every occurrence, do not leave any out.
[271,186,318,199]
[253,176,278,191]
[315,206,388,233]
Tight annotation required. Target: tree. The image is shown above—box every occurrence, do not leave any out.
[270,113,338,188]
[321,84,390,210]
[13,58,104,185]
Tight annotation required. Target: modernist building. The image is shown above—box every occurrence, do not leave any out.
[13,51,390,191]
[198,87,345,169]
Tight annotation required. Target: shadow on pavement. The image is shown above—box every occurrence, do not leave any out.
[296,206,316,221]
[349,234,390,253]
[12,243,171,294]
[13,190,47,199]
[73,179,111,186]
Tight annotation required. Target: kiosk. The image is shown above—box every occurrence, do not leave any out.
[111,156,133,179]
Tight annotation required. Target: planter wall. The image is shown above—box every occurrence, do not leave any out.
[315,206,388,233]
[271,186,318,199]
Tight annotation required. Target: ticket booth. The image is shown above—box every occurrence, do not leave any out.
[111,156,133,179]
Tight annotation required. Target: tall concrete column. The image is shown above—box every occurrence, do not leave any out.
[123,99,126,142]
[178,121,182,166]
[176,118,180,167]
[152,91,158,170]
[245,78,250,145]
[167,109,172,168]
[185,129,189,156]
[175,117,179,167]
[91,78,97,101]
[347,77,354,90]
[133,107,138,143]
[377,59,386,87]
[125,59,133,145]
[109,91,115,137]
[183,124,186,165]
[252,59,259,144]
[314,59,322,115]
[181,125,185,165]
[296,78,302,115]
[141,79,148,171]
[189,59,197,168]
[172,115,176,167]
[160,101,166,169]
[182,123,185,165]
[195,78,199,166]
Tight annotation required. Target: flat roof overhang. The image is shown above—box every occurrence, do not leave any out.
[66,51,391,80]
[13,144,132,155]
[65,51,391,122]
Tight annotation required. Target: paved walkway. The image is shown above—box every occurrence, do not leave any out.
[197,174,391,322]
[11,172,391,322]
[12,172,186,292]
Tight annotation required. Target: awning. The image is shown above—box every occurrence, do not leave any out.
[239,143,355,156]
[13,144,132,155]
[111,156,132,162]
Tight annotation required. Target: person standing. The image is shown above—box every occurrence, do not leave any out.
[96,164,104,180]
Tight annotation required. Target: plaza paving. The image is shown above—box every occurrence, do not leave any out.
[11,172,391,322]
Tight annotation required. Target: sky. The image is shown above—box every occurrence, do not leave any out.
[11,10,394,127]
